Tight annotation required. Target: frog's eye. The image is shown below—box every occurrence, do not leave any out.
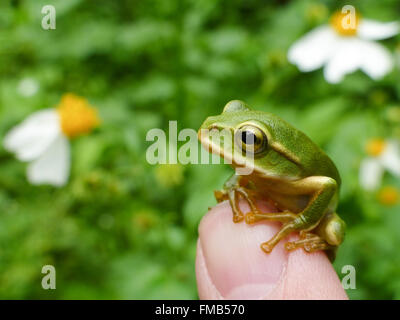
[235,125,268,154]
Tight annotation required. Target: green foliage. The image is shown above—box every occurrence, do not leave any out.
[0,0,399,299]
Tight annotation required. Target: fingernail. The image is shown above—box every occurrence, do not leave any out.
[198,201,288,299]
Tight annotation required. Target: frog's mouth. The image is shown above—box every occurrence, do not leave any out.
[198,127,256,173]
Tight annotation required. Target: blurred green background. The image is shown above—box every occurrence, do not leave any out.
[0,0,400,299]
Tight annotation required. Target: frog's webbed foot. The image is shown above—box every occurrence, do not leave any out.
[285,232,335,253]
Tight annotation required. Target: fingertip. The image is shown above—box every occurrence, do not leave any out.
[196,200,286,300]
[196,239,223,300]
[276,247,348,300]
[196,201,348,300]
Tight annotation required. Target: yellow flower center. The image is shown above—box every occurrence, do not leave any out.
[330,11,360,36]
[378,186,399,206]
[366,139,387,157]
[57,93,100,138]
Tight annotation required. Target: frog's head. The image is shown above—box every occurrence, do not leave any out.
[198,100,304,179]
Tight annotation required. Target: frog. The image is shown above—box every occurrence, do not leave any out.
[198,100,346,261]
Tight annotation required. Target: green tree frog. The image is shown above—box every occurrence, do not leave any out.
[198,100,346,260]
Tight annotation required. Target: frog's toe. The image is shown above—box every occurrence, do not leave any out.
[232,213,244,223]
[303,244,313,252]
[304,241,332,252]
[285,235,334,253]
[260,242,273,253]
[214,190,227,203]
[284,241,296,251]
[244,212,256,224]
[284,239,313,251]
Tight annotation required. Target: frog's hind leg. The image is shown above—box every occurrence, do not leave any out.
[316,212,346,247]
[256,177,339,254]
[285,232,338,261]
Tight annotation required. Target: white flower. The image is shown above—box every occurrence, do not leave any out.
[359,139,400,191]
[288,11,400,83]
[17,78,40,97]
[3,94,99,187]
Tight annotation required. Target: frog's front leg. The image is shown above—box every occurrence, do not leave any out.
[245,210,298,224]
[214,174,258,223]
[257,176,338,254]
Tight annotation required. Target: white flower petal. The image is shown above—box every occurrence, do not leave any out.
[27,135,70,187]
[3,109,61,162]
[359,41,394,80]
[380,141,400,177]
[288,26,337,72]
[358,19,400,40]
[323,38,393,83]
[359,158,384,191]
[323,38,363,83]
[17,78,40,97]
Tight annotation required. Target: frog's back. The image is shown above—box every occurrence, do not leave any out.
[258,111,341,187]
